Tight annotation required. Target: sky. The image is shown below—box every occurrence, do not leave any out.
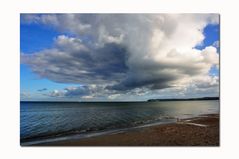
[20,14,219,101]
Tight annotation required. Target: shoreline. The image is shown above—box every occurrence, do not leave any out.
[24,113,219,146]
[21,119,176,146]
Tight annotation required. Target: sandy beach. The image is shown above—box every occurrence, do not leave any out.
[32,114,219,146]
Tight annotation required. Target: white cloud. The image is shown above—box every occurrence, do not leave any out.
[213,40,219,48]
[108,94,121,100]
[20,92,30,98]
[81,95,93,99]
[49,90,65,97]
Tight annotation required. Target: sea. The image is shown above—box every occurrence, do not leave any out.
[20,100,219,145]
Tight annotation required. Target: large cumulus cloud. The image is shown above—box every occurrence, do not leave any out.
[21,14,219,99]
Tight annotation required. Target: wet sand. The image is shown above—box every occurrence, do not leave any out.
[34,114,219,146]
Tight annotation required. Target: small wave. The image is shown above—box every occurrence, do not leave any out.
[21,118,176,146]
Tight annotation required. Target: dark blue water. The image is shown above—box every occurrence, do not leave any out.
[20,100,219,144]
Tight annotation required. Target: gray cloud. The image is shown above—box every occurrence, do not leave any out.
[64,86,90,97]
[21,14,219,99]
[48,90,65,97]
[37,88,48,92]
[46,85,107,100]
[21,37,128,85]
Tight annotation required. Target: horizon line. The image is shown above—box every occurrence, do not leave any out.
[20,96,219,102]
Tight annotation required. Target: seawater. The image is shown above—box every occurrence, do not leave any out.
[20,100,219,144]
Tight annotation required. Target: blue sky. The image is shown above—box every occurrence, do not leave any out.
[20,23,60,91]
[20,14,219,101]
[195,24,220,52]
[20,22,76,100]
[20,24,58,53]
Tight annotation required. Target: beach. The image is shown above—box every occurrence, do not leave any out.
[33,114,219,146]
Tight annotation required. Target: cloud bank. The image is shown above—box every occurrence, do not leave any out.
[21,14,219,100]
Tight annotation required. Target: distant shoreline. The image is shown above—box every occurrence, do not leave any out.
[147,97,219,102]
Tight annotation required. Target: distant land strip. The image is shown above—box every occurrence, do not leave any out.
[147,97,219,102]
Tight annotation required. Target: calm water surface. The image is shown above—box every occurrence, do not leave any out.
[20,100,219,144]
